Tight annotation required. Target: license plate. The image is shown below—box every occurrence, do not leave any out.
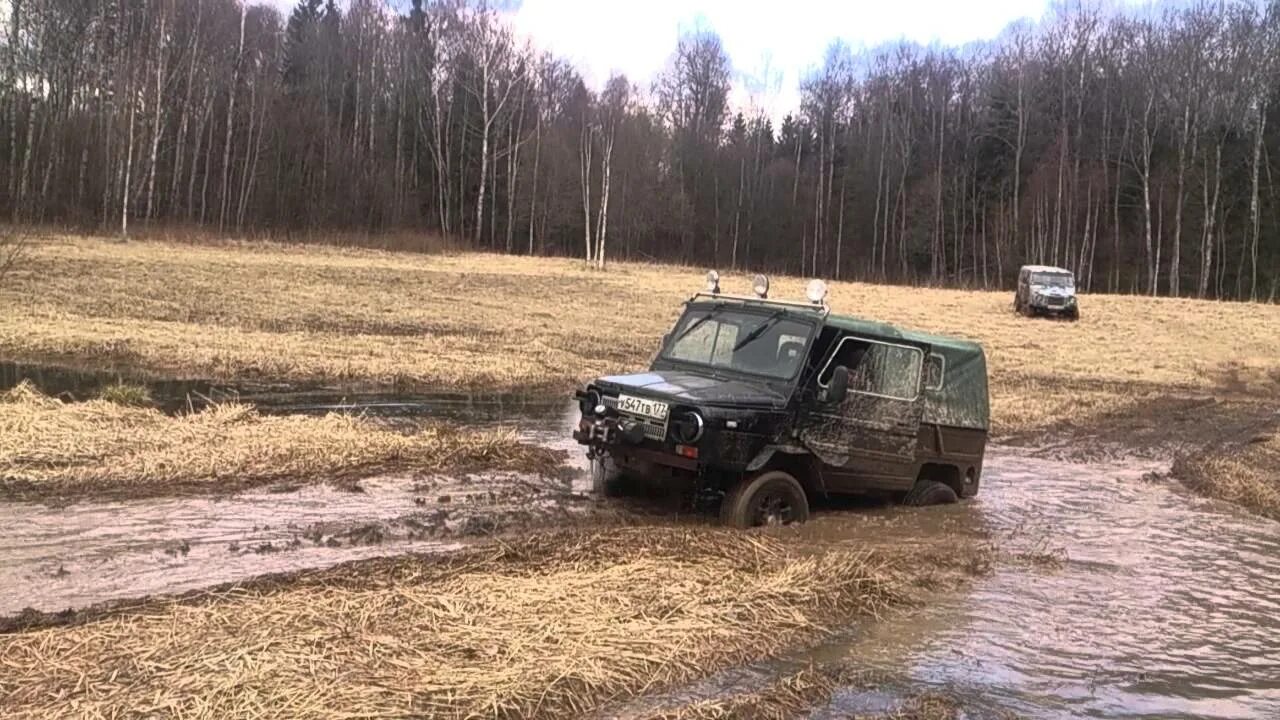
[617,394,668,421]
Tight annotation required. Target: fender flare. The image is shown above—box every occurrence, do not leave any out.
[744,444,826,496]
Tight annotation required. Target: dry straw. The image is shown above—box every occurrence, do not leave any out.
[0,382,563,501]
[0,527,899,719]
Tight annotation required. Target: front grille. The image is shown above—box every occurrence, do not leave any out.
[1045,297,1066,307]
[618,411,668,441]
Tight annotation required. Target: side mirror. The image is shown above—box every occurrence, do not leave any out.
[825,366,849,405]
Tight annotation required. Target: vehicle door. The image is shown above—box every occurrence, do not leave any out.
[798,334,929,473]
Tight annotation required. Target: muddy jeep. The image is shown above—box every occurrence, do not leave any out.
[1014,265,1079,320]
[573,273,989,528]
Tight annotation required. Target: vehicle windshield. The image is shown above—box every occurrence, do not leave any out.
[1030,272,1074,288]
[662,306,813,380]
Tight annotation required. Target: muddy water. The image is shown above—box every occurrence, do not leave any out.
[806,450,1280,719]
[0,359,567,418]
[0,399,592,617]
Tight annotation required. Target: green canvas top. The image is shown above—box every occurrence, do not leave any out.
[823,313,990,431]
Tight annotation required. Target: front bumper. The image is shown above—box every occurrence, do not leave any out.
[573,414,701,471]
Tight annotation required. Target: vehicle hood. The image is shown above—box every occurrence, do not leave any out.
[595,370,788,409]
[1031,285,1076,298]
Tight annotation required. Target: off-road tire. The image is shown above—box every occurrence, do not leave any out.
[720,471,810,528]
[1066,307,1080,322]
[590,456,626,497]
[903,479,959,507]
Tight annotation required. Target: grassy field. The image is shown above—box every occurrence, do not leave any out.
[0,382,562,501]
[3,235,1279,439]
[0,527,915,719]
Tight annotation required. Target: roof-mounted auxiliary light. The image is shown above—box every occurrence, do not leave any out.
[806,279,828,305]
[706,270,721,294]
[752,274,770,299]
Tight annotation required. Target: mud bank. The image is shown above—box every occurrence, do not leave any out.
[0,382,564,502]
[1174,414,1280,521]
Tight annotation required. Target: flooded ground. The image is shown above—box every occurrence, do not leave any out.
[2,368,1278,717]
[610,451,1280,720]
[817,449,1280,720]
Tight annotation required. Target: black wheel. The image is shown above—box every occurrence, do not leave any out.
[590,455,625,497]
[903,479,959,507]
[720,471,810,528]
[1066,307,1080,321]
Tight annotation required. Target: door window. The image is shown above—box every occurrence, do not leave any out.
[818,337,924,401]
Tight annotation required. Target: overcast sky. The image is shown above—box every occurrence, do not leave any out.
[267,0,1103,118]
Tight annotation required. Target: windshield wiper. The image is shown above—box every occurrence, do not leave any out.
[672,305,725,345]
[732,310,785,352]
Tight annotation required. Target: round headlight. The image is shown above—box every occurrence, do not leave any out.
[673,411,705,444]
[705,270,720,294]
[806,279,828,304]
[752,273,770,299]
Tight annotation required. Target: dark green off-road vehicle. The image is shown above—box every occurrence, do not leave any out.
[573,273,990,528]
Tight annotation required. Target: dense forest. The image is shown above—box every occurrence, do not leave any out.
[2,0,1279,300]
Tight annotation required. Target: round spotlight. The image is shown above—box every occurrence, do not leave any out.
[805,279,828,304]
[706,270,721,294]
[580,389,602,416]
[752,274,770,299]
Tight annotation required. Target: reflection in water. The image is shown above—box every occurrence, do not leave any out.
[819,450,1280,720]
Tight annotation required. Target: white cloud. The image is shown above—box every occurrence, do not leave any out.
[262,0,1075,120]
[509,0,1058,118]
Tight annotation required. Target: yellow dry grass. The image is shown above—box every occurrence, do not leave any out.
[3,235,1279,435]
[0,527,898,720]
[1177,430,1280,521]
[0,382,562,501]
